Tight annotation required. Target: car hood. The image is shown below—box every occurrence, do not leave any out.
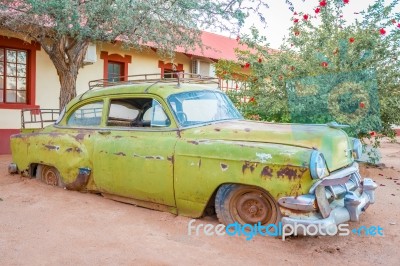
[180,120,353,172]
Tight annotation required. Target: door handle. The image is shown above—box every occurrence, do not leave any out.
[98,130,111,135]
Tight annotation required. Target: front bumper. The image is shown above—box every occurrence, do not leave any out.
[278,162,377,234]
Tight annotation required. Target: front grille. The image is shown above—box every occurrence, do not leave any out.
[325,172,361,201]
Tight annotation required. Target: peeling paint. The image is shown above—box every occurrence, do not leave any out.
[256,152,272,163]
[133,154,165,160]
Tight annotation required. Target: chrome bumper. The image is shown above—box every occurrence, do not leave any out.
[278,163,378,234]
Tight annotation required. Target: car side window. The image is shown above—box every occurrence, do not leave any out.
[107,98,170,128]
[67,101,103,127]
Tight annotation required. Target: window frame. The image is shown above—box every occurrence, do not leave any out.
[100,51,131,82]
[0,35,40,109]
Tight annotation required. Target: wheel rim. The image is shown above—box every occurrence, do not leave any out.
[41,166,58,186]
[230,188,277,225]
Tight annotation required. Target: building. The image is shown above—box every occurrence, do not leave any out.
[0,29,251,154]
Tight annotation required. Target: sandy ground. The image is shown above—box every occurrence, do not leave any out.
[1,138,399,266]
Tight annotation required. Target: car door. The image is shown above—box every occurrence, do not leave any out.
[92,96,178,207]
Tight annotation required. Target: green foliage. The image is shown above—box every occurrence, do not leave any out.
[0,0,269,108]
[216,0,400,160]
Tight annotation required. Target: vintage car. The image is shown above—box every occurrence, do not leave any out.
[9,73,377,232]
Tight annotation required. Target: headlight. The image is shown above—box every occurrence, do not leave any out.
[310,151,327,179]
[352,138,362,160]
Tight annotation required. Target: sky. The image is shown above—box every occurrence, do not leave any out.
[239,0,385,49]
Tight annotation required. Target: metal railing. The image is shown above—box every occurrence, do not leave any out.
[88,72,220,90]
[21,108,60,129]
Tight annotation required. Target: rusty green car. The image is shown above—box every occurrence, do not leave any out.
[9,74,377,232]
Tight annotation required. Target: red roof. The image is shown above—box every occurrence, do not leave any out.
[175,31,245,61]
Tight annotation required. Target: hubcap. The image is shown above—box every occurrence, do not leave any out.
[236,193,272,224]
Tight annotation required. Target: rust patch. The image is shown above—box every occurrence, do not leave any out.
[277,167,306,180]
[75,133,86,141]
[188,140,199,145]
[167,156,174,163]
[43,144,59,151]
[66,147,82,153]
[114,152,126,156]
[242,161,257,174]
[260,166,273,178]
[220,163,228,171]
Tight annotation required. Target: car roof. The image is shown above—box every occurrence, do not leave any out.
[66,81,221,110]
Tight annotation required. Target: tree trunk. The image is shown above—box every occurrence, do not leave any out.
[41,38,89,110]
[58,71,78,110]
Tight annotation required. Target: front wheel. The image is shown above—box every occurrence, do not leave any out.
[215,184,280,226]
[36,164,63,187]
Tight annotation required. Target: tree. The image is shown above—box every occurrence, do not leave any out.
[0,0,268,109]
[217,0,400,141]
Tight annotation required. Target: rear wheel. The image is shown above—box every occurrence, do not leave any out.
[215,184,280,226]
[36,165,63,187]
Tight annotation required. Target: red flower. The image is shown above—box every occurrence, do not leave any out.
[303,14,309,20]
[380,28,386,35]
[244,62,250,68]
[249,97,256,103]
[349,37,355,43]
[369,131,377,137]
[236,36,240,42]
[344,0,349,4]
[290,66,295,71]
[315,8,320,14]
[294,12,298,15]
[321,61,328,67]
[398,23,400,28]
[294,18,299,23]
[359,102,365,108]
[294,31,300,36]
[258,58,262,63]
[392,19,396,24]
[320,1,327,7]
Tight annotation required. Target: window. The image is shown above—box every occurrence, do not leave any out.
[168,91,242,127]
[107,98,170,128]
[158,61,183,78]
[0,48,27,103]
[0,35,40,109]
[107,61,123,82]
[67,101,103,127]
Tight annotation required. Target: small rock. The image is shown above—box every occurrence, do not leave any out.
[389,222,396,225]
[0,198,2,201]
[380,184,386,186]
[391,194,396,196]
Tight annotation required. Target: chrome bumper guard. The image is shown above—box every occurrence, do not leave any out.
[279,163,378,234]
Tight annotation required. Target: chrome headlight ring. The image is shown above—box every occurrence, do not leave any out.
[310,150,327,179]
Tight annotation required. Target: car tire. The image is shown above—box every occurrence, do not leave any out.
[36,164,63,187]
[215,184,280,226]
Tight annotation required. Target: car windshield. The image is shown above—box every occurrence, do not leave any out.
[168,90,243,127]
